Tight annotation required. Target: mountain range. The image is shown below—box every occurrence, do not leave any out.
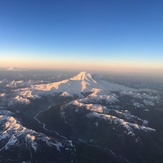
[0,71,162,163]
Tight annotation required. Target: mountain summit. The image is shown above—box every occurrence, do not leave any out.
[13,71,158,108]
[70,71,96,83]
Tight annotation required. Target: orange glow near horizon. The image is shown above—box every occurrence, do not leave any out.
[1,56,163,75]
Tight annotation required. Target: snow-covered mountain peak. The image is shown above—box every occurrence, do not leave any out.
[10,71,159,107]
[70,71,96,83]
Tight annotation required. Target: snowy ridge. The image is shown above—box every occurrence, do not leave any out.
[0,110,62,152]
[87,112,155,136]
[6,80,41,88]
[65,100,155,136]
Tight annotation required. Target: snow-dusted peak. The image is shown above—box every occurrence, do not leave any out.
[70,71,96,83]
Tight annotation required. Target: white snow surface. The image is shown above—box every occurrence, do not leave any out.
[12,71,159,105]
[16,71,134,97]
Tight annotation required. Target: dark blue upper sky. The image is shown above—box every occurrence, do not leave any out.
[0,0,163,71]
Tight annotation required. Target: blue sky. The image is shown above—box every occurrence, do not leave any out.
[0,0,163,72]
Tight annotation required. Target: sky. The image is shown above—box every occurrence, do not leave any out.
[0,0,163,73]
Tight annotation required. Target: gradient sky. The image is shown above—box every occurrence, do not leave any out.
[0,0,163,72]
